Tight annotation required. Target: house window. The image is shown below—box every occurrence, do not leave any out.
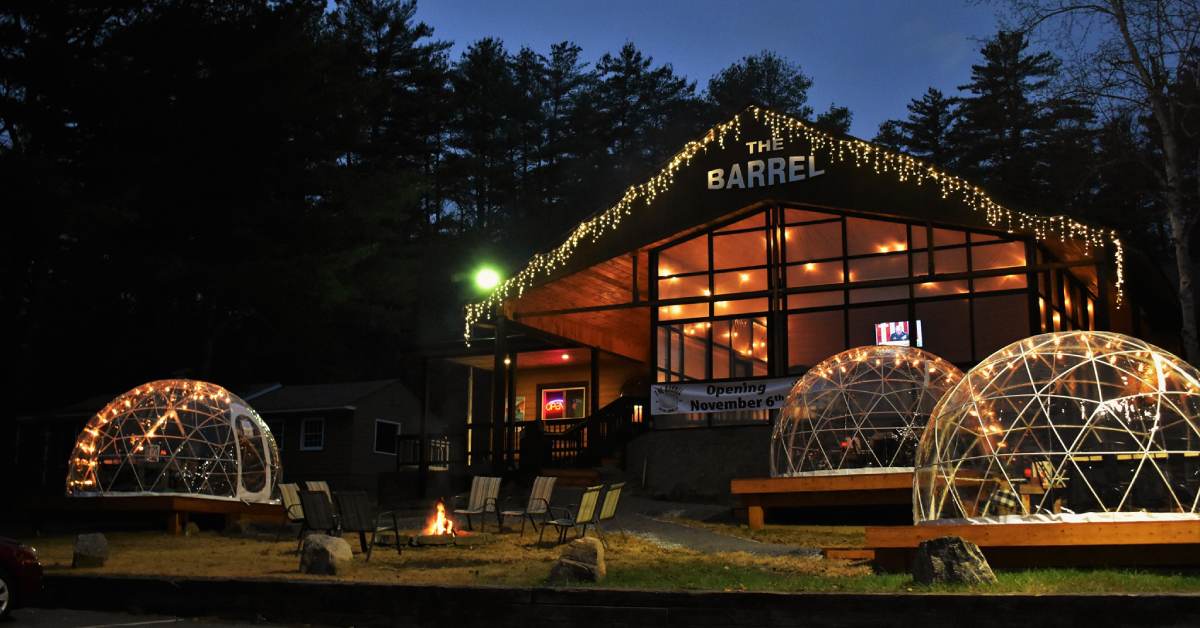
[300,418,325,451]
[374,420,401,455]
[540,385,587,420]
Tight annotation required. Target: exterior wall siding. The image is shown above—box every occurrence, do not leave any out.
[625,424,768,502]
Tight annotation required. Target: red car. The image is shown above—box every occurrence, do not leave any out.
[0,537,43,618]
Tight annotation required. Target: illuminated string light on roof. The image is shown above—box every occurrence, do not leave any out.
[463,106,1125,342]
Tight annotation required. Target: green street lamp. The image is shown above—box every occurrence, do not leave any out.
[474,266,501,291]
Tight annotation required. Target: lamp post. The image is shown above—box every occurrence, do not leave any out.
[473,264,508,474]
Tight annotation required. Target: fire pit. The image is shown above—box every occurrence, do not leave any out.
[410,499,494,548]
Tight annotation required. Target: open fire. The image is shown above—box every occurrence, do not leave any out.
[423,498,455,536]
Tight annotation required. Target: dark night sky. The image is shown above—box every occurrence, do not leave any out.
[415,0,1002,137]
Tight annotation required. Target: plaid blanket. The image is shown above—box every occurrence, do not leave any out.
[982,485,1022,516]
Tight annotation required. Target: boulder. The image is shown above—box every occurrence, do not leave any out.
[299,534,353,575]
[561,536,604,565]
[911,536,996,585]
[548,537,606,584]
[72,532,109,568]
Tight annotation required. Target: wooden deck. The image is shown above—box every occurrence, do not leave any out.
[730,472,914,530]
[32,495,286,534]
[866,520,1200,571]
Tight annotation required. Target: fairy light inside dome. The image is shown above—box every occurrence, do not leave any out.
[771,346,963,476]
[65,379,280,503]
[914,331,1200,524]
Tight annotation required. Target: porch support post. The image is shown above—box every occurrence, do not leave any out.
[505,348,517,466]
[1096,250,1112,331]
[590,347,600,416]
[418,356,430,498]
[491,315,508,473]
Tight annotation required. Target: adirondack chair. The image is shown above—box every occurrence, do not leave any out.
[500,476,556,536]
[334,490,403,561]
[275,482,305,542]
[539,484,602,545]
[592,482,625,548]
[304,480,333,502]
[452,476,501,531]
[279,482,304,523]
[296,489,340,552]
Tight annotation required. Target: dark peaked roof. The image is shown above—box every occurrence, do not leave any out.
[467,105,1124,327]
[249,379,402,413]
[19,380,405,422]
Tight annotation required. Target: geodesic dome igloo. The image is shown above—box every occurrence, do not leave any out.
[66,380,280,502]
[914,331,1200,524]
[771,346,963,477]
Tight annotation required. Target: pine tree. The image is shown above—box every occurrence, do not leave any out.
[706,51,813,119]
[813,103,853,135]
[539,42,595,229]
[952,31,1091,209]
[509,46,549,227]
[589,43,698,198]
[445,38,519,235]
[898,88,957,167]
[334,0,452,236]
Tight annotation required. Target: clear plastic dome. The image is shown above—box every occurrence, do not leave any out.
[771,346,963,476]
[66,380,280,503]
[914,332,1200,524]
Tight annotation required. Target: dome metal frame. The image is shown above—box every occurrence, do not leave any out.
[771,346,963,477]
[914,331,1200,524]
[66,379,280,503]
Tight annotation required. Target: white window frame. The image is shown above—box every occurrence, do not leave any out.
[300,417,325,451]
[373,419,402,455]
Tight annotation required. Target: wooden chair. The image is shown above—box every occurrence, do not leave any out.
[279,483,304,522]
[593,482,625,548]
[304,480,333,502]
[334,490,403,561]
[275,482,305,542]
[540,484,602,545]
[297,489,340,552]
[500,476,556,536]
[453,476,501,531]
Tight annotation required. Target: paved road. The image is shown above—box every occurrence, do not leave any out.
[7,608,318,627]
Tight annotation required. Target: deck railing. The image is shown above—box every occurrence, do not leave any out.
[395,434,451,471]
[522,396,647,468]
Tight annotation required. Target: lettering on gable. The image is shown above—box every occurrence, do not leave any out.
[706,137,825,190]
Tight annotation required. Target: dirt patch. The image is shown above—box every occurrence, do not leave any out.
[23,527,861,588]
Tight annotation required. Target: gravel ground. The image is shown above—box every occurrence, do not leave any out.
[545,489,820,557]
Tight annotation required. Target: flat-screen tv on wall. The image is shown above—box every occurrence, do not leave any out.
[875,320,923,347]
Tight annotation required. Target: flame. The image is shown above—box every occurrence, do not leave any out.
[424,499,455,536]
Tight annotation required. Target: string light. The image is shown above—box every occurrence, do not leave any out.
[772,346,963,475]
[65,379,279,502]
[915,331,1200,522]
[464,106,1125,342]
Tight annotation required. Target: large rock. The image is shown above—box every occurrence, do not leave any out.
[72,532,109,568]
[548,537,606,584]
[911,536,996,585]
[299,534,353,575]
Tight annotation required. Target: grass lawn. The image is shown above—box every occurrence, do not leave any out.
[658,517,866,548]
[22,527,1200,594]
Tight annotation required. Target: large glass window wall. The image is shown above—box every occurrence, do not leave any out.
[653,204,1101,382]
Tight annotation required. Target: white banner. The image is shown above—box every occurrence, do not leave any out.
[651,377,798,415]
